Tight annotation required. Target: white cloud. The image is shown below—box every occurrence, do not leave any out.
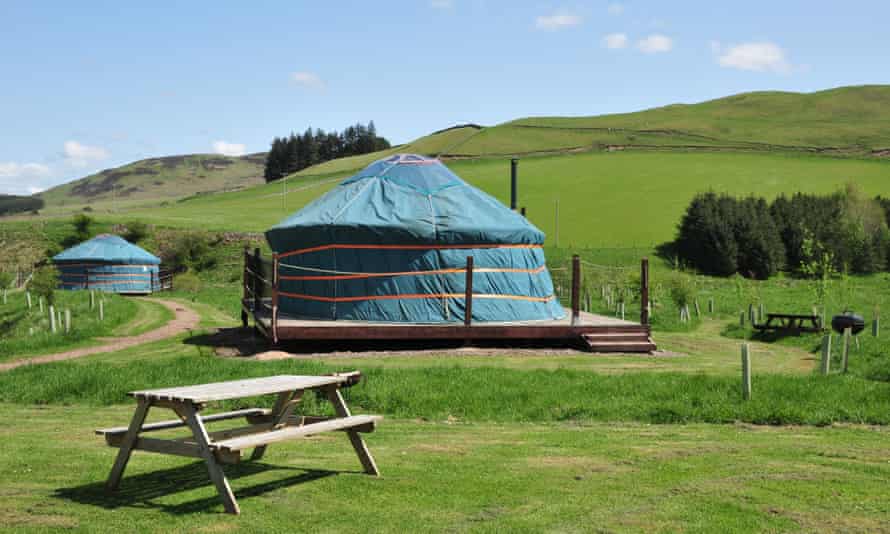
[290,71,325,90]
[715,41,791,74]
[603,33,628,49]
[535,12,582,31]
[637,34,673,53]
[607,3,624,15]
[429,0,453,8]
[63,140,109,167]
[212,141,246,157]
[0,162,53,195]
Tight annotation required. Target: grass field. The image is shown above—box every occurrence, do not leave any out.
[3,403,889,532]
[76,151,890,248]
[0,290,139,362]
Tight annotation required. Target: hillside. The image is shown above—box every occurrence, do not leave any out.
[37,153,266,212]
[295,85,890,176]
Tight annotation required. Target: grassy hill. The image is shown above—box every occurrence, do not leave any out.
[37,153,266,213]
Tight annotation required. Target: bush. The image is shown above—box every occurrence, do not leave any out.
[160,233,217,272]
[122,221,149,243]
[61,214,95,248]
[0,271,13,291]
[28,265,60,306]
[671,185,889,278]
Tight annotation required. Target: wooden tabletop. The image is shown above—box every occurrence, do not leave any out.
[129,375,347,404]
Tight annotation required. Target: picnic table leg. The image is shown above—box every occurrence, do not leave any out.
[325,387,380,476]
[250,389,304,461]
[105,399,151,492]
[178,402,240,515]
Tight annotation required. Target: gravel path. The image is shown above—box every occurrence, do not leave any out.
[0,298,200,372]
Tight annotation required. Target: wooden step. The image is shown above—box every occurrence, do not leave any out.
[581,333,656,354]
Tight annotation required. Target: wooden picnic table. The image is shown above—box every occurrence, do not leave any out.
[753,313,823,334]
[96,372,381,515]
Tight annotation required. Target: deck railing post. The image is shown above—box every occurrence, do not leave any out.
[252,248,261,315]
[272,253,280,345]
[464,256,474,327]
[241,247,249,328]
[571,255,580,326]
[640,257,650,325]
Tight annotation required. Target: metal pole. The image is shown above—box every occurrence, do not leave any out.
[510,158,518,210]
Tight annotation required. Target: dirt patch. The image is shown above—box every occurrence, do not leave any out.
[0,298,200,372]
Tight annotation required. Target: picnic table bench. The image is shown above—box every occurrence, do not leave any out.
[96,372,381,515]
[753,313,823,334]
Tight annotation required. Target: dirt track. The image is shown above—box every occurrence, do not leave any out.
[0,298,200,372]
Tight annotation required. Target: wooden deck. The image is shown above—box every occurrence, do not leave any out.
[241,250,657,353]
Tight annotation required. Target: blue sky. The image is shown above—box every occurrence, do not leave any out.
[1,1,888,195]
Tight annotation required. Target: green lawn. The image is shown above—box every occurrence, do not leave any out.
[2,404,889,531]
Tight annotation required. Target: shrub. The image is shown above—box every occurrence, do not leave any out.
[161,233,217,272]
[123,221,150,243]
[61,214,95,248]
[668,272,696,310]
[29,265,60,306]
[0,271,13,291]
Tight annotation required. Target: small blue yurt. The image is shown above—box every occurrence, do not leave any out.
[265,154,564,323]
[53,234,161,294]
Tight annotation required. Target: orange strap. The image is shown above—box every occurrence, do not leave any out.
[277,290,555,303]
[279,243,542,259]
[280,265,547,282]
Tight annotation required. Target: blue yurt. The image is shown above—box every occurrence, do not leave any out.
[53,234,161,294]
[265,154,565,323]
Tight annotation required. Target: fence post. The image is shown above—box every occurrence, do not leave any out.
[874,311,880,337]
[26,291,32,309]
[842,327,851,373]
[90,290,95,310]
[694,299,701,317]
[739,311,745,327]
[99,300,104,321]
[640,257,649,325]
[571,255,580,325]
[464,256,474,327]
[708,297,714,314]
[65,309,71,333]
[49,304,56,333]
[253,248,261,316]
[241,247,249,328]
[272,252,279,345]
[741,343,752,400]
[820,334,831,375]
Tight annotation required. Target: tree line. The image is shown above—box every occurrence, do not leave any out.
[264,121,391,182]
[667,184,890,279]
[0,194,44,216]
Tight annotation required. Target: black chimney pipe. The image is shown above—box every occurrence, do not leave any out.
[510,158,518,210]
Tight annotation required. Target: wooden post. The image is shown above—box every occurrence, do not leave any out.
[65,309,71,333]
[90,290,95,310]
[741,344,752,400]
[874,312,880,337]
[253,247,261,315]
[820,334,831,375]
[49,305,56,333]
[694,299,701,317]
[740,311,745,327]
[708,297,714,314]
[842,327,851,373]
[748,303,755,325]
[640,257,649,325]
[26,291,32,309]
[99,300,105,321]
[272,252,279,345]
[464,256,474,327]
[571,255,580,325]
[241,247,249,328]
[39,297,44,313]
[2,289,6,304]
[620,301,626,320]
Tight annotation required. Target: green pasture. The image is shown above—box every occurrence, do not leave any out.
[61,151,890,249]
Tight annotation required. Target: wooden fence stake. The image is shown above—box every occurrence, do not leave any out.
[758,303,765,324]
[841,327,851,373]
[694,299,701,317]
[2,289,6,304]
[49,305,56,333]
[748,303,755,325]
[874,315,880,337]
[820,334,831,375]
[65,309,71,333]
[90,290,95,310]
[739,312,745,327]
[26,291,32,309]
[620,301,625,321]
[708,297,714,314]
[39,297,44,313]
[99,300,105,322]
[741,344,752,400]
